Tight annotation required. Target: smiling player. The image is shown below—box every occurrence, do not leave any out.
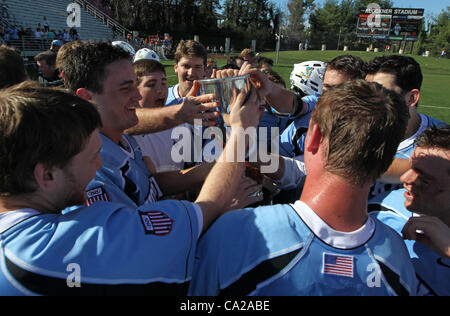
[369,126,450,296]
[62,41,165,207]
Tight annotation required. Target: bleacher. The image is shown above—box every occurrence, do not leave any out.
[2,0,128,57]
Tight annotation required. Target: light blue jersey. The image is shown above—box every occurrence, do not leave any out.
[279,113,312,158]
[85,133,163,208]
[166,83,184,106]
[189,201,418,296]
[0,200,202,295]
[369,114,447,199]
[369,189,450,296]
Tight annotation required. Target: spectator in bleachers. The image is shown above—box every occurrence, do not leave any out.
[24,26,32,36]
[0,44,28,89]
[34,27,42,40]
[1,0,9,19]
[63,29,70,42]
[8,25,18,40]
[2,26,9,44]
[34,50,63,87]
[42,16,50,33]
[56,30,63,41]
[47,29,56,40]
[69,27,80,41]
[18,26,25,40]
[41,29,47,41]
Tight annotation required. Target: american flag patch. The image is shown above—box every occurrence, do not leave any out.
[85,186,110,206]
[322,253,354,278]
[139,210,173,236]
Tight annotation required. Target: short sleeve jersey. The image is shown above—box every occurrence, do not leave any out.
[189,201,418,296]
[0,200,202,295]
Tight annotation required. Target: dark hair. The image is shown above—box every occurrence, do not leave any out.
[226,56,237,65]
[34,50,57,67]
[221,63,240,70]
[327,55,366,80]
[366,55,423,92]
[62,41,132,93]
[312,79,409,186]
[56,41,83,71]
[255,56,274,68]
[0,81,102,195]
[0,45,27,89]
[133,59,166,85]
[415,125,450,151]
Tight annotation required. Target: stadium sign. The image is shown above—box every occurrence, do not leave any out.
[357,7,424,41]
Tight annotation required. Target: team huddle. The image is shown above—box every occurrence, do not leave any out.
[0,40,448,296]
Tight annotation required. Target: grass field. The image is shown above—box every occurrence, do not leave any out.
[162,50,450,123]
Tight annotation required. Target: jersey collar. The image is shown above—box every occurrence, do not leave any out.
[292,200,376,249]
[397,113,427,151]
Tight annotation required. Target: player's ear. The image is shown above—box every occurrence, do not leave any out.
[33,163,58,192]
[405,89,420,108]
[76,88,93,101]
[305,123,322,154]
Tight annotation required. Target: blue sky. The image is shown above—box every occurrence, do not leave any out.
[274,0,448,18]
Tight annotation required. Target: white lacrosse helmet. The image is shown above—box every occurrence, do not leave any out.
[112,41,136,56]
[133,48,160,62]
[290,61,327,95]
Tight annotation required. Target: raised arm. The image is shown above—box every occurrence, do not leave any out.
[126,81,220,135]
[195,88,262,232]
[238,62,302,115]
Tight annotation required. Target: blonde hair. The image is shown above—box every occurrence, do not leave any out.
[174,40,207,66]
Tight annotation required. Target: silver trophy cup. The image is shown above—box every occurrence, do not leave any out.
[198,74,251,130]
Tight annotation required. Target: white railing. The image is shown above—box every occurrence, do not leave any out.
[5,36,53,54]
[73,0,131,38]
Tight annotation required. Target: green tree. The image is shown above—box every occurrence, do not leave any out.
[285,0,315,49]
[221,0,280,50]
[423,6,450,57]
